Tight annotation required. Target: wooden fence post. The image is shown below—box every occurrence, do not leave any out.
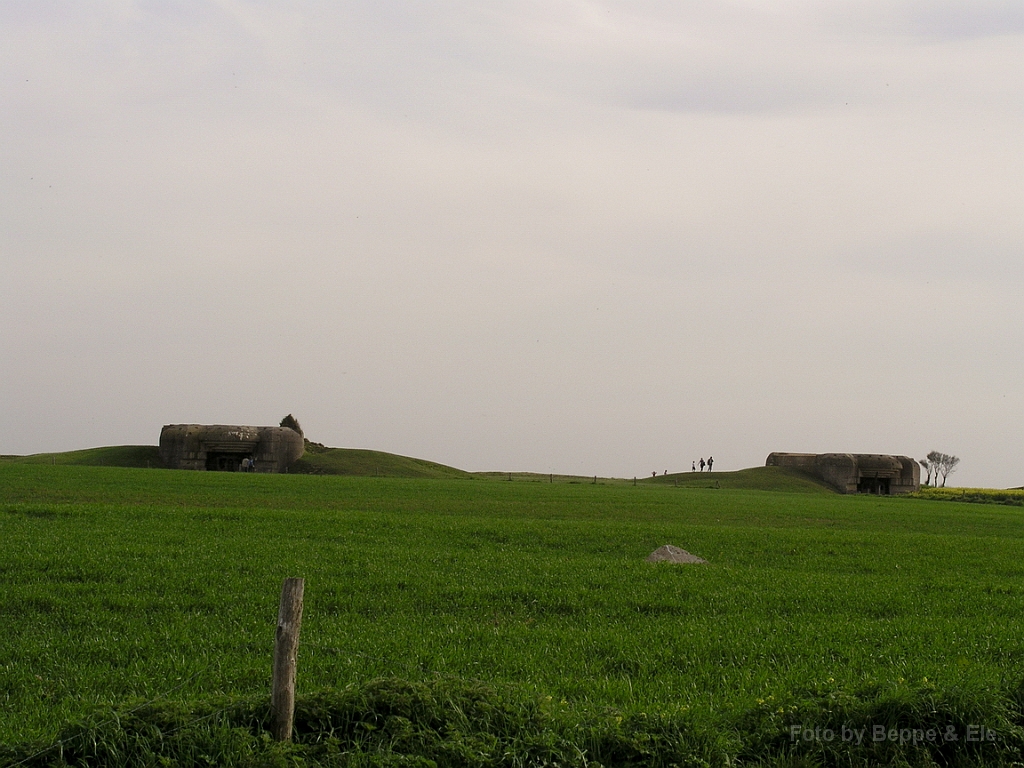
[271,577,305,741]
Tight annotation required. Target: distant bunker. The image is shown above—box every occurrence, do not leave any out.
[766,452,920,495]
[159,424,304,473]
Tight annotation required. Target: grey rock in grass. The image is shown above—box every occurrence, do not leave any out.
[646,545,707,564]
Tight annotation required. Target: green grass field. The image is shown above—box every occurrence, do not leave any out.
[2,463,1024,766]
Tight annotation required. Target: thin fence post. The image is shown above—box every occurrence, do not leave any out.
[271,577,305,742]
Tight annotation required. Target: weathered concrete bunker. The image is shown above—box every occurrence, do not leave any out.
[159,424,304,473]
[766,452,920,495]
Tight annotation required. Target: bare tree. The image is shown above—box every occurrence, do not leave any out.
[925,450,960,487]
[937,454,960,487]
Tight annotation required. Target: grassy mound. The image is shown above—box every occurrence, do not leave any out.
[291,443,470,478]
[0,443,469,479]
[642,466,834,494]
[7,676,1023,767]
[0,445,163,469]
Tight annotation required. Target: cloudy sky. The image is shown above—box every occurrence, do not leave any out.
[2,1,1022,487]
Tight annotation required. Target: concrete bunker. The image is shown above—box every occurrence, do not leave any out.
[766,452,920,495]
[159,424,304,473]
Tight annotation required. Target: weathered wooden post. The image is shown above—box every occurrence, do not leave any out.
[271,577,305,741]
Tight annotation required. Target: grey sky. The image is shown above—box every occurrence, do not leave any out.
[2,1,1022,487]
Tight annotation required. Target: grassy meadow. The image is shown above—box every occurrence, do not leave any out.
[2,462,1024,766]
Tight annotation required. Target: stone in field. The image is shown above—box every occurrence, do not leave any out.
[646,545,707,564]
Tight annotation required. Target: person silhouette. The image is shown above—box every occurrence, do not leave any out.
[692,461,696,472]
[699,458,705,472]
[707,456,714,472]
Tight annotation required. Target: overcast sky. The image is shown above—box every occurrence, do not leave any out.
[2,1,1022,487]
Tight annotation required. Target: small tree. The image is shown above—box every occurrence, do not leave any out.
[936,453,960,487]
[925,450,960,487]
[280,414,303,438]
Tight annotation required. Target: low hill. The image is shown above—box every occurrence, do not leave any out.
[290,443,470,478]
[0,445,163,468]
[641,465,835,493]
[0,443,468,479]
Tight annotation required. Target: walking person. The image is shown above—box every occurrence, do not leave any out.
[699,458,705,472]
[241,457,250,472]
[692,461,696,472]
[707,456,714,472]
